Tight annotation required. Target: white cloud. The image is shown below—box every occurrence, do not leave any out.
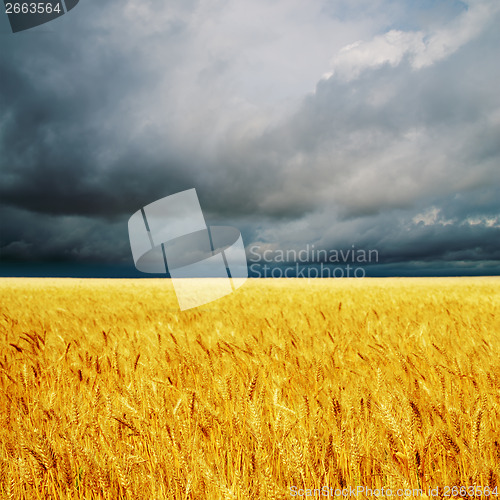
[323,30,425,81]
[412,207,455,226]
[324,0,500,81]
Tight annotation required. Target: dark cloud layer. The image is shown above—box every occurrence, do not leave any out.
[1,0,499,276]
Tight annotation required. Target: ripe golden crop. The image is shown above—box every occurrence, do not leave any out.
[0,277,499,499]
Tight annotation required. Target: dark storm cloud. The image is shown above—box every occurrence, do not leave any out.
[0,205,130,263]
[0,4,196,218]
[1,0,499,275]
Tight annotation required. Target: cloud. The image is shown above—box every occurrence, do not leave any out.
[1,0,499,275]
[323,0,500,81]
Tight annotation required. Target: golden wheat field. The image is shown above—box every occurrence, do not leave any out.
[1,277,500,499]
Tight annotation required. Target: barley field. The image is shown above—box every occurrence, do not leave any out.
[0,277,499,499]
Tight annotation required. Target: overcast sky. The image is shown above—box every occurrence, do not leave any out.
[1,0,499,276]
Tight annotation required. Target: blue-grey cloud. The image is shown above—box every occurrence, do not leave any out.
[1,0,499,276]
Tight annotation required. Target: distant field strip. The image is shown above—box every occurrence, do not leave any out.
[0,278,499,499]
